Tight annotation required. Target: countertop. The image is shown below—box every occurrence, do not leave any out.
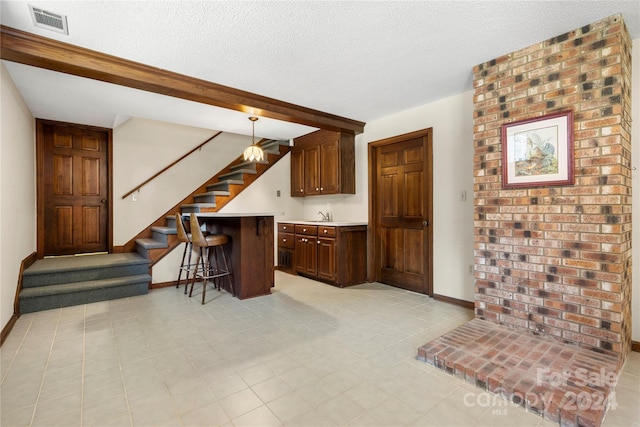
[186,212,284,218]
[279,220,368,227]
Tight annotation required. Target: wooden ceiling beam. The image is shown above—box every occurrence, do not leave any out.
[1,25,365,134]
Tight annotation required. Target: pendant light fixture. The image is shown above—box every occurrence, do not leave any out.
[243,116,264,162]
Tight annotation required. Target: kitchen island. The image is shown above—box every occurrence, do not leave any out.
[190,212,282,300]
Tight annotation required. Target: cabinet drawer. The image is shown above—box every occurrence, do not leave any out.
[278,232,295,249]
[278,223,294,233]
[317,226,336,237]
[295,225,317,236]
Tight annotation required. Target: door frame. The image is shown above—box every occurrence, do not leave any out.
[36,119,114,258]
[367,128,433,296]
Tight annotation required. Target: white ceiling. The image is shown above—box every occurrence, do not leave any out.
[1,1,639,140]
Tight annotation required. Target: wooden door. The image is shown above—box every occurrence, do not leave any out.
[290,149,305,196]
[368,129,433,295]
[37,120,111,257]
[319,139,339,194]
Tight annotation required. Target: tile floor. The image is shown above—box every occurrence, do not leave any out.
[1,272,638,427]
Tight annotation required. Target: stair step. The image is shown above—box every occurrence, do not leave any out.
[23,253,150,288]
[261,140,285,154]
[218,170,255,181]
[207,180,244,192]
[151,226,176,235]
[194,190,230,204]
[180,203,217,213]
[230,161,264,172]
[20,274,151,314]
[136,238,167,249]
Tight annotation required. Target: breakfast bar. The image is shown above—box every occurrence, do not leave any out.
[189,212,281,300]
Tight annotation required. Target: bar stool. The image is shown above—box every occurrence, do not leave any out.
[175,213,197,294]
[188,213,234,304]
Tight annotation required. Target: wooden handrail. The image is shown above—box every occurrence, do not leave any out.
[121,131,223,199]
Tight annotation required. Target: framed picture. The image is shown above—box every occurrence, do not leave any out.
[501,110,574,188]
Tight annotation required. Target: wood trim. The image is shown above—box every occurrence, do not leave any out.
[1,25,365,134]
[433,293,474,310]
[1,315,19,347]
[632,341,640,353]
[150,281,178,290]
[2,251,37,346]
[36,119,113,257]
[367,128,434,296]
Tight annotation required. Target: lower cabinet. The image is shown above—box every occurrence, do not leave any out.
[278,222,367,287]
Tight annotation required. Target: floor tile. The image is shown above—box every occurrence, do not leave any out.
[1,272,637,427]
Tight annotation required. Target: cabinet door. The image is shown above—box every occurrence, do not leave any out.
[317,237,336,281]
[303,145,320,195]
[290,150,305,196]
[295,235,307,272]
[319,139,340,194]
[295,235,317,276]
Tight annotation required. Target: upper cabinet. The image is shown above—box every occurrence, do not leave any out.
[290,130,355,197]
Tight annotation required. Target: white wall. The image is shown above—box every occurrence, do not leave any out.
[114,118,256,244]
[631,39,639,342]
[0,63,36,331]
[302,91,476,302]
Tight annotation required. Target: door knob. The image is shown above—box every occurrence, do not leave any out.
[423,220,429,227]
[100,199,107,204]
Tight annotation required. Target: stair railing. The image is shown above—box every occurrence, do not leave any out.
[121,131,223,199]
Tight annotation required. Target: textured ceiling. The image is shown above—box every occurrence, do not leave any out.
[1,1,638,138]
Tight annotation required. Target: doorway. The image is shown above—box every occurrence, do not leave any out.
[36,119,112,257]
[368,129,433,295]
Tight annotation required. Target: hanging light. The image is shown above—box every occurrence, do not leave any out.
[243,116,264,162]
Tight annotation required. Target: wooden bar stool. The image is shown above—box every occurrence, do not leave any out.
[174,213,198,294]
[188,213,234,304]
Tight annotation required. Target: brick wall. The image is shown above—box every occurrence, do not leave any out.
[473,14,632,358]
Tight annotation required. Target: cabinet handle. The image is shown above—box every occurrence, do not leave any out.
[303,228,307,232]
[317,240,320,244]
[320,187,323,191]
[283,238,287,242]
[283,226,287,230]
[300,189,303,193]
[323,229,328,233]
[316,187,319,191]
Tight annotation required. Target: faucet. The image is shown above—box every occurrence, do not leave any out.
[318,211,331,222]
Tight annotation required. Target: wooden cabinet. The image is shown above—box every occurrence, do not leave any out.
[277,223,295,274]
[290,130,355,197]
[279,222,367,287]
[317,236,336,282]
[290,150,305,196]
[294,225,318,276]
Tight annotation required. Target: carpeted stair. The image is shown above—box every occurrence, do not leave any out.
[20,253,151,313]
[135,139,288,261]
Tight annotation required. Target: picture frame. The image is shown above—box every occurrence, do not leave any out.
[501,110,574,188]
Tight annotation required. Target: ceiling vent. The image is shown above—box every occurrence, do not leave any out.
[29,5,69,35]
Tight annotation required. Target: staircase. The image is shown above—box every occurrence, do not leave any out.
[18,139,290,314]
[132,139,290,265]
[20,253,151,313]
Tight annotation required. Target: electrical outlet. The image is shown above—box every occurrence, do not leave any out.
[459,190,467,201]
[468,264,474,275]
[276,190,281,197]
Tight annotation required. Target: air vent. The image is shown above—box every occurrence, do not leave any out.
[29,5,69,35]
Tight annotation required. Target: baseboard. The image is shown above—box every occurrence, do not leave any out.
[150,281,178,289]
[2,252,37,346]
[433,293,474,310]
[1,314,20,347]
[632,341,640,353]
